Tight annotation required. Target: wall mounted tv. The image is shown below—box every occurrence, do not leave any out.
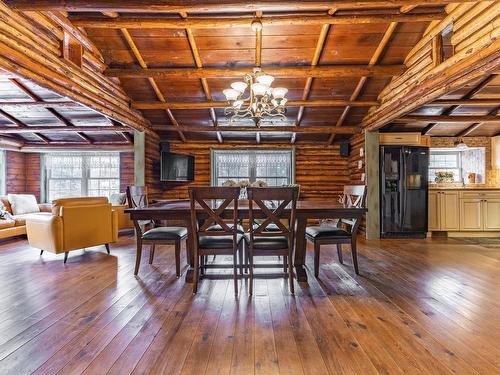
[160,152,195,182]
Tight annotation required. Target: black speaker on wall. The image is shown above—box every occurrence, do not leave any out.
[160,141,170,154]
[340,142,350,157]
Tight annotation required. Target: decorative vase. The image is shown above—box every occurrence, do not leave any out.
[239,187,247,200]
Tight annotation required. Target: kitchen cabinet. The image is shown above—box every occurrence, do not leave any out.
[428,191,460,231]
[459,199,483,230]
[483,199,500,230]
[429,189,500,233]
[379,132,430,146]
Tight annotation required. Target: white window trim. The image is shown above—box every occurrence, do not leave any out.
[429,150,462,182]
[210,148,295,186]
[0,150,5,196]
[42,152,120,202]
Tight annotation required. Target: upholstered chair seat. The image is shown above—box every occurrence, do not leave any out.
[246,235,289,250]
[198,233,244,249]
[305,226,351,239]
[141,226,187,241]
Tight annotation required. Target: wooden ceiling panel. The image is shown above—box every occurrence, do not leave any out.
[135,109,171,125]
[427,123,474,136]
[300,107,344,124]
[468,124,500,137]
[308,77,360,100]
[119,78,159,101]
[199,49,255,67]
[343,107,370,126]
[358,77,391,100]
[154,79,205,101]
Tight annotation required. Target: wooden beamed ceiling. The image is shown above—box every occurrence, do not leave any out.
[1,0,499,146]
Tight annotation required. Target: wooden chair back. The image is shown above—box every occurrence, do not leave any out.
[339,185,367,231]
[188,186,241,248]
[247,186,300,248]
[126,185,149,236]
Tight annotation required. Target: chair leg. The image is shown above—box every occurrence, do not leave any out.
[314,242,321,278]
[200,254,205,276]
[238,243,243,275]
[175,241,181,277]
[283,255,287,273]
[233,250,238,296]
[105,243,110,255]
[63,252,69,264]
[149,244,155,264]
[288,251,294,294]
[243,243,248,274]
[351,238,359,275]
[336,244,343,264]
[40,250,44,256]
[193,251,199,294]
[248,247,254,296]
[134,239,142,275]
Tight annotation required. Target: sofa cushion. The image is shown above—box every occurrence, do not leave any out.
[13,212,51,227]
[0,218,15,229]
[7,194,40,215]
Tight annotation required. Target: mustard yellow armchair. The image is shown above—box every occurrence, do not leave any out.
[26,197,118,263]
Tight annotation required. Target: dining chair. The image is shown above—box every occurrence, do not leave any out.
[305,185,366,276]
[189,186,244,294]
[126,186,187,276]
[246,186,299,295]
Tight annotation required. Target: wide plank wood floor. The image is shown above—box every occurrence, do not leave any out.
[0,233,499,375]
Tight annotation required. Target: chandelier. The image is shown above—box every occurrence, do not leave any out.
[222,68,288,126]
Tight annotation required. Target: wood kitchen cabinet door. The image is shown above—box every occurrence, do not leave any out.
[460,199,483,231]
[428,191,440,230]
[483,199,500,230]
[440,192,460,231]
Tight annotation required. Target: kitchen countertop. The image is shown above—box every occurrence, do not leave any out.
[429,185,500,190]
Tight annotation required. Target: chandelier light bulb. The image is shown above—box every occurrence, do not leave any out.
[233,99,243,109]
[230,81,247,94]
[223,88,240,101]
[251,83,268,96]
[256,74,275,86]
[272,87,288,99]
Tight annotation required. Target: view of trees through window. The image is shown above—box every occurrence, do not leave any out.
[44,153,120,201]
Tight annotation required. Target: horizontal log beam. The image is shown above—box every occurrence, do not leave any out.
[395,115,500,123]
[5,0,470,12]
[0,101,81,108]
[106,65,404,79]
[132,99,379,110]
[427,99,500,106]
[21,143,133,151]
[70,13,444,29]
[0,125,131,133]
[152,125,359,134]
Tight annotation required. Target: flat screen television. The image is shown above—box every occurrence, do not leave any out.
[160,152,195,181]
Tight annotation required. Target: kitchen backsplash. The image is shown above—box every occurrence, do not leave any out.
[429,137,499,187]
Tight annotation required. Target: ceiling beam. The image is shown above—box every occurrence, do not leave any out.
[132,99,379,110]
[119,27,186,142]
[328,19,398,144]
[396,115,500,123]
[456,106,500,137]
[152,125,359,134]
[5,0,470,13]
[181,11,222,144]
[105,65,404,79]
[0,126,131,133]
[70,13,444,29]
[0,101,81,108]
[426,99,500,107]
[21,143,133,151]
[421,75,497,134]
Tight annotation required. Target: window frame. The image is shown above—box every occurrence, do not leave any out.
[210,148,295,187]
[0,150,5,196]
[429,150,462,182]
[42,152,121,202]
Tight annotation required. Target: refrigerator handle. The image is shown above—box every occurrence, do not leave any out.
[400,148,407,229]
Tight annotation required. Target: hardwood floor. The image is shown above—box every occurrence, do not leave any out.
[0,234,499,375]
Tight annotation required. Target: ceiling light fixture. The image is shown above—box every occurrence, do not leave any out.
[222,68,288,126]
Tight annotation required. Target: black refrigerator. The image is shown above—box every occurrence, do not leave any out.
[380,146,429,238]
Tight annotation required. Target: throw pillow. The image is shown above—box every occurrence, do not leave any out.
[109,193,127,206]
[0,202,13,220]
[7,194,40,215]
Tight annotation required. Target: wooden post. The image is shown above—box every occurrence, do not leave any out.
[365,130,380,240]
[134,130,145,186]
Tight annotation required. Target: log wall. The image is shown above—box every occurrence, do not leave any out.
[5,151,41,200]
[120,152,134,193]
[145,134,350,201]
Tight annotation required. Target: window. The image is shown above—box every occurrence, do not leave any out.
[211,150,294,187]
[429,151,461,182]
[44,152,120,201]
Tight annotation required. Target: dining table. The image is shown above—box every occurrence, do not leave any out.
[125,199,367,283]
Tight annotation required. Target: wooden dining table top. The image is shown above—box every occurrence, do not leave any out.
[125,199,367,218]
